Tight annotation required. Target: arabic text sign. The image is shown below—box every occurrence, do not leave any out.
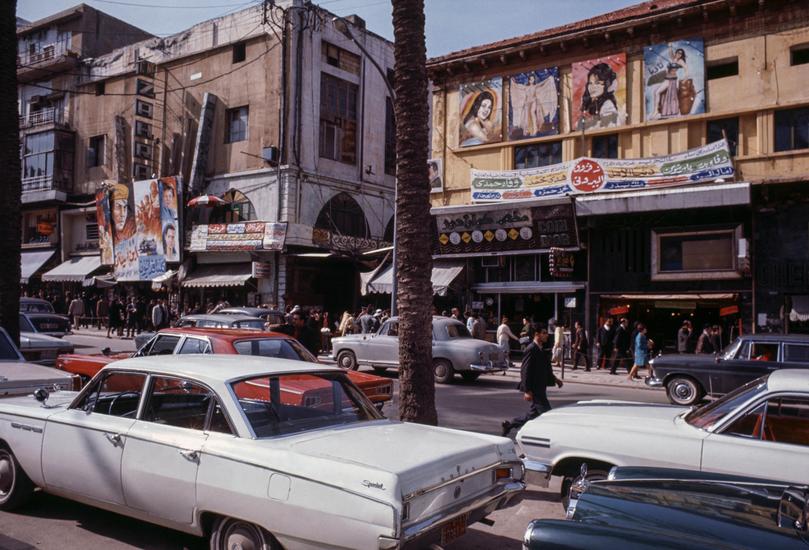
[189,222,288,252]
[470,140,734,202]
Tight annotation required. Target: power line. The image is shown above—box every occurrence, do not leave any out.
[88,0,256,9]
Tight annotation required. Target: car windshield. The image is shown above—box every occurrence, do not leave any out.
[232,372,382,438]
[233,338,317,362]
[445,323,472,339]
[685,377,768,430]
[0,331,19,360]
[721,338,743,360]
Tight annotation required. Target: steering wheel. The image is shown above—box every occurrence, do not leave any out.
[108,391,141,416]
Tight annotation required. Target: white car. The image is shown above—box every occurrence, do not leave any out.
[0,355,524,549]
[0,327,78,397]
[516,369,809,502]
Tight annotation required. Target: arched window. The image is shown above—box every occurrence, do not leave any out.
[210,189,256,223]
[315,192,369,238]
[384,216,394,243]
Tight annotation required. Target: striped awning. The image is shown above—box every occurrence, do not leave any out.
[181,263,252,288]
[42,255,101,282]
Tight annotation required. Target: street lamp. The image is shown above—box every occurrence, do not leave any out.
[333,16,399,316]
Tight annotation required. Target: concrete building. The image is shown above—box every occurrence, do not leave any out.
[425,0,809,348]
[21,1,396,317]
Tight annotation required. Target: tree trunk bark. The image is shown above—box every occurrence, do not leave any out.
[0,1,20,344]
[392,0,436,425]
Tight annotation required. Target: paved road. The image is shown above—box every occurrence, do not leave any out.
[0,331,669,549]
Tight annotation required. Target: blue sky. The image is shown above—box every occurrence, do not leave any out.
[19,0,640,57]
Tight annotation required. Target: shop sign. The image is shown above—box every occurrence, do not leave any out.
[433,201,578,257]
[608,305,629,316]
[720,305,740,317]
[190,222,288,252]
[470,139,734,202]
[252,261,272,279]
[654,301,697,310]
[548,247,575,278]
[564,297,577,309]
[312,228,389,253]
[36,222,54,236]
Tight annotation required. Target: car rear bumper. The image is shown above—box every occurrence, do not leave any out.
[645,376,663,387]
[521,459,552,487]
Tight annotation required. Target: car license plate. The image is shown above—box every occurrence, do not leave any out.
[440,514,468,546]
[40,324,58,330]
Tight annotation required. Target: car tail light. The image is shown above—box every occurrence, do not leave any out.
[71,374,82,391]
[494,466,513,482]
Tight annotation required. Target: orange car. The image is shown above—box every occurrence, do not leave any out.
[56,327,393,409]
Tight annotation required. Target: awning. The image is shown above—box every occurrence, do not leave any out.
[472,282,585,294]
[363,261,464,297]
[151,269,177,291]
[86,273,116,288]
[575,182,751,216]
[600,293,736,301]
[182,263,253,288]
[42,255,101,283]
[20,249,56,284]
[790,295,809,322]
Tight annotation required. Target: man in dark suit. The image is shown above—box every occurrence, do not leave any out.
[502,324,563,436]
[610,317,631,375]
[596,317,616,370]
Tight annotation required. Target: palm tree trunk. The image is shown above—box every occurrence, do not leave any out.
[0,0,20,344]
[392,0,436,425]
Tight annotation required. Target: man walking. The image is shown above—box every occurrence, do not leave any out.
[502,325,562,436]
[68,294,84,331]
[610,318,631,375]
[497,316,519,363]
[571,320,591,371]
[596,317,615,370]
[695,324,715,354]
[358,306,374,334]
[677,320,692,353]
[151,300,165,332]
[470,311,487,340]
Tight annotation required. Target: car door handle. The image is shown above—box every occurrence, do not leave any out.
[104,433,122,446]
[179,449,199,462]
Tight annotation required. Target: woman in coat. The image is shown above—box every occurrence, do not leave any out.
[627,323,648,380]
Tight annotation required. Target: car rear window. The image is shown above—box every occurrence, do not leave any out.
[29,316,69,333]
[445,323,471,339]
[785,344,809,363]
[21,301,54,313]
[233,320,265,330]
[233,338,315,362]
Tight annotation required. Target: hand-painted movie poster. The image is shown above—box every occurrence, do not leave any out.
[95,189,114,265]
[508,68,559,139]
[644,39,705,121]
[98,176,181,281]
[572,54,627,131]
[459,78,502,147]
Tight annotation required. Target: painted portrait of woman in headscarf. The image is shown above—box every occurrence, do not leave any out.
[459,78,503,147]
[572,54,627,131]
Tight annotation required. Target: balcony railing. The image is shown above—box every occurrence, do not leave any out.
[17,40,70,68]
[22,175,69,194]
[19,107,66,129]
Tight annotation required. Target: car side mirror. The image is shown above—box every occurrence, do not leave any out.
[778,487,809,531]
[34,387,49,403]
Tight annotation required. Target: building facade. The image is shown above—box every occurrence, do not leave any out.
[426,0,809,349]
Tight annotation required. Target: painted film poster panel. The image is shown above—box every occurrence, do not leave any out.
[158,177,180,262]
[459,78,503,147]
[96,189,114,265]
[133,179,166,280]
[572,53,627,131]
[470,139,734,202]
[508,68,559,140]
[109,182,139,281]
[644,39,705,121]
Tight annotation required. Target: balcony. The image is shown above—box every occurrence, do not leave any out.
[17,40,78,83]
[19,107,68,130]
[22,175,70,204]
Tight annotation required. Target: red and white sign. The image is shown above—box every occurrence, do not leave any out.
[569,158,605,193]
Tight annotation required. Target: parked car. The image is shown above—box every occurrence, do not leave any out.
[647,333,809,406]
[135,314,267,348]
[523,466,809,549]
[0,327,78,397]
[517,369,809,506]
[218,307,285,326]
[0,355,524,549]
[19,331,74,366]
[19,297,56,313]
[57,327,393,409]
[18,312,71,339]
[331,316,508,383]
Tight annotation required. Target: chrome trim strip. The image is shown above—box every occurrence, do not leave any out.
[403,461,518,501]
[645,376,663,387]
[10,422,43,433]
[520,436,550,448]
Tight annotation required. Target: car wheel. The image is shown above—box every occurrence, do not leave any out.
[666,376,704,406]
[433,359,454,384]
[336,350,358,371]
[210,517,279,550]
[460,372,481,382]
[372,367,388,374]
[0,444,35,511]
[560,468,609,511]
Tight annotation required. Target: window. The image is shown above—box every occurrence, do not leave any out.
[142,376,213,431]
[749,342,779,362]
[232,42,246,64]
[785,344,809,363]
[233,338,313,361]
[88,135,105,167]
[723,402,766,438]
[515,141,562,169]
[74,371,147,417]
[321,41,360,75]
[707,117,739,156]
[652,228,741,280]
[591,134,618,159]
[140,334,180,356]
[226,106,249,143]
[22,209,57,244]
[22,131,74,186]
[761,397,809,447]
[775,107,809,152]
[315,192,369,238]
[706,58,739,80]
[178,337,211,354]
[210,189,256,223]
[790,44,809,66]
[320,73,358,164]
[18,314,34,332]
[384,97,396,175]
[95,81,105,96]
[135,99,153,118]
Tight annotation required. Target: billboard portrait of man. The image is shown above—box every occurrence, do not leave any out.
[111,183,136,244]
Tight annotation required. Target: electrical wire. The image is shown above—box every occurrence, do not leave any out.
[87,0,256,9]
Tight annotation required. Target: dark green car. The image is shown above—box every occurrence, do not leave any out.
[524,467,809,549]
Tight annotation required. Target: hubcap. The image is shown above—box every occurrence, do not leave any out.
[0,453,13,497]
[223,522,261,550]
[435,363,447,378]
[674,382,693,401]
[339,354,352,369]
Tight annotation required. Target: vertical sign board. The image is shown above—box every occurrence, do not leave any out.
[189,92,219,195]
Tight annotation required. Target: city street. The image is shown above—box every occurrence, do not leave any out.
[0,330,668,550]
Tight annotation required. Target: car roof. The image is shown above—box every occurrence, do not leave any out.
[739,333,809,343]
[766,369,809,392]
[20,297,51,304]
[20,312,66,319]
[181,314,263,322]
[107,354,338,385]
[219,307,282,315]
[386,316,462,325]
[158,327,291,340]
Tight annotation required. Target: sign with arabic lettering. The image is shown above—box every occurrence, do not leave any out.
[189,222,287,252]
[433,202,578,257]
[470,139,734,202]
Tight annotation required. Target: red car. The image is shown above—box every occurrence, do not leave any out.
[55,327,393,409]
